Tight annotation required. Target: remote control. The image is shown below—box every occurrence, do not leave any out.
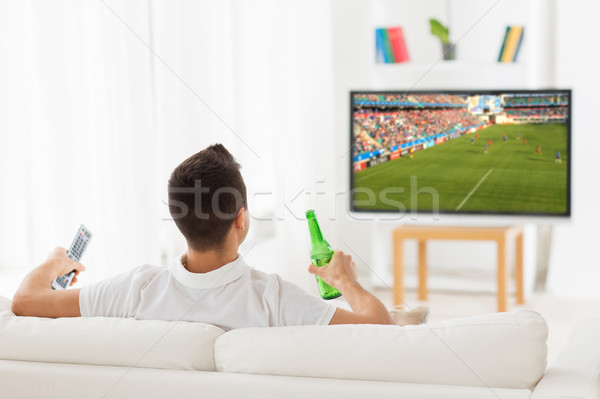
[51,225,92,290]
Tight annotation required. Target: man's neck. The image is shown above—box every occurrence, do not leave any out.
[183,247,239,274]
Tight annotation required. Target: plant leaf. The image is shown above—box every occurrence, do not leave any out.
[429,18,449,44]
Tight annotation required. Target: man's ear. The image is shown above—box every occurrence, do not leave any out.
[234,207,246,229]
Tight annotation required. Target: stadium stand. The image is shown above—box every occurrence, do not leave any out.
[502,94,569,123]
[353,94,466,106]
[352,94,486,158]
[354,108,481,153]
[503,94,568,107]
[504,107,568,117]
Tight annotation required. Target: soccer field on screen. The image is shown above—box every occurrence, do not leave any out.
[353,124,568,214]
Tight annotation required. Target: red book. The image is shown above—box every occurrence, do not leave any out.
[387,27,409,63]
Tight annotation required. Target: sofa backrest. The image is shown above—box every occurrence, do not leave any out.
[0,295,548,388]
[214,310,548,390]
[0,314,224,371]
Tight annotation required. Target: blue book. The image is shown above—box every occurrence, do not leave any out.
[498,26,510,61]
[375,28,386,63]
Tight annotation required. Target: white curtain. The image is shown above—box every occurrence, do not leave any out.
[0,0,163,288]
[0,0,332,294]
[0,0,336,295]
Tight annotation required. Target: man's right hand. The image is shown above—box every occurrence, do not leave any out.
[307,251,358,292]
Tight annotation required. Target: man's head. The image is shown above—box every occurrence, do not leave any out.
[168,144,248,252]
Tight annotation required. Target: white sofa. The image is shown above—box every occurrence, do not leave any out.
[0,296,599,399]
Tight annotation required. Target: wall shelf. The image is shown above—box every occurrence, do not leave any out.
[370,61,529,90]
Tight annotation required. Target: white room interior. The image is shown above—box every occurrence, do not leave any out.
[1,0,599,366]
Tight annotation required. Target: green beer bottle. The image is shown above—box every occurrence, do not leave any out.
[306,210,342,300]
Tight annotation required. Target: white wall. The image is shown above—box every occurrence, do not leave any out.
[546,0,600,298]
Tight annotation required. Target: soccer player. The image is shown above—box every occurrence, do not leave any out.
[503,134,507,142]
[523,137,527,145]
[536,145,541,155]
[516,131,520,140]
[471,136,474,144]
[484,144,488,154]
[488,138,492,147]
[556,150,562,163]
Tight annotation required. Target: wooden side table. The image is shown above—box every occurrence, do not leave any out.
[393,226,525,312]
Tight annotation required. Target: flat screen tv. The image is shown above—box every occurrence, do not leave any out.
[350,90,571,218]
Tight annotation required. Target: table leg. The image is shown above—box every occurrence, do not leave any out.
[418,240,427,301]
[515,232,525,304]
[393,233,404,306]
[497,237,508,312]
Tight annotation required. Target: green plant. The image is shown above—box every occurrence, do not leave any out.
[429,19,449,44]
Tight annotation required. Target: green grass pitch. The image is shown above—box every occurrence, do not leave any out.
[353,124,568,214]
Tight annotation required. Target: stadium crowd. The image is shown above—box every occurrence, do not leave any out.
[353,108,482,156]
[353,94,467,105]
[353,126,381,155]
[505,107,568,117]
[503,94,568,107]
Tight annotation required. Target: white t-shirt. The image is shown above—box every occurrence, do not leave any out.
[79,254,337,330]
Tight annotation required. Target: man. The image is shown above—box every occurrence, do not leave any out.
[12,144,424,329]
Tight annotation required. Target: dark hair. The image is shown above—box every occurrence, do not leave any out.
[168,144,247,252]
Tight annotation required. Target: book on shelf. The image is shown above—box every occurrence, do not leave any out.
[375,27,410,64]
[498,26,525,62]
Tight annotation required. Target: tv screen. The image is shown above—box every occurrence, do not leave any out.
[350,90,571,217]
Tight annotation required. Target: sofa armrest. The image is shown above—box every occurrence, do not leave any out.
[531,318,600,399]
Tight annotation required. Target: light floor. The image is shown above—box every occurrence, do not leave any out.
[370,287,600,364]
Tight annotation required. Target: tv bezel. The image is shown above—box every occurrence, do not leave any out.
[349,89,572,218]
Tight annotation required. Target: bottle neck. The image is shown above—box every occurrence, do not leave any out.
[307,217,325,245]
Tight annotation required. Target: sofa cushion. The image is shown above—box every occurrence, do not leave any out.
[0,310,224,371]
[215,310,548,390]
